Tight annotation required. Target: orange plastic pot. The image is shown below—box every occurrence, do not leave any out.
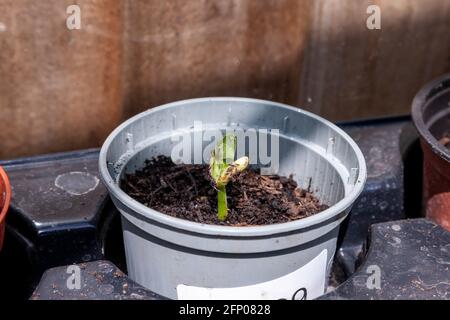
[0,166,11,251]
[412,74,450,231]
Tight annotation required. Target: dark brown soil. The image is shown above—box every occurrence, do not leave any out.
[439,132,450,149]
[121,156,328,226]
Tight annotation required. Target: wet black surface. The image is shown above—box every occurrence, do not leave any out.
[0,149,106,299]
[336,117,409,276]
[1,117,449,300]
[31,260,162,300]
[322,219,450,300]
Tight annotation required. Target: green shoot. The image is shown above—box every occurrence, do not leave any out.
[209,134,249,221]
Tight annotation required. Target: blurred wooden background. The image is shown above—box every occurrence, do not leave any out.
[0,0,449,159]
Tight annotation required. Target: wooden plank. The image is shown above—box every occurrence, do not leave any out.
[0,0,449,157]
[298,0,450,120]
[0,0,123,158]
[121,0,311,118]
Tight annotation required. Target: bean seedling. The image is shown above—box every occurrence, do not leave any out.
[209,134,249,221]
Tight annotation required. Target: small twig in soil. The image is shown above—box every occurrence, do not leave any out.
[126,182,141,194]
[161,177,177,193]
[307,177,312,192]
[164,170,185,180]
[184,167,198,196]
[147,185,163,206]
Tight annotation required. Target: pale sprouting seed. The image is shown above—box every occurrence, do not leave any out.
[209,134,249,221]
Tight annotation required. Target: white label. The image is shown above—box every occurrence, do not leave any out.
[177,249,327,300]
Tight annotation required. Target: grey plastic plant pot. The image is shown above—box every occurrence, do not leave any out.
[99,98,366,300]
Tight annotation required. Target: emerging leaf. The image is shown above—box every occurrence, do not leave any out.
[208,134,249,221]
[215,134,236,164]
[210,134,238,186]
[209,153,221,183]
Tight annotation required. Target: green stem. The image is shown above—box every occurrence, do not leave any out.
[217,185,228,221]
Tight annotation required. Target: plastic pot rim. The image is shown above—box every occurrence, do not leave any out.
[411,73,450,163]
[99,97,367,237]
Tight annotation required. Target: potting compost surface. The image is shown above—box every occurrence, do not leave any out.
[121,156,328,226]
